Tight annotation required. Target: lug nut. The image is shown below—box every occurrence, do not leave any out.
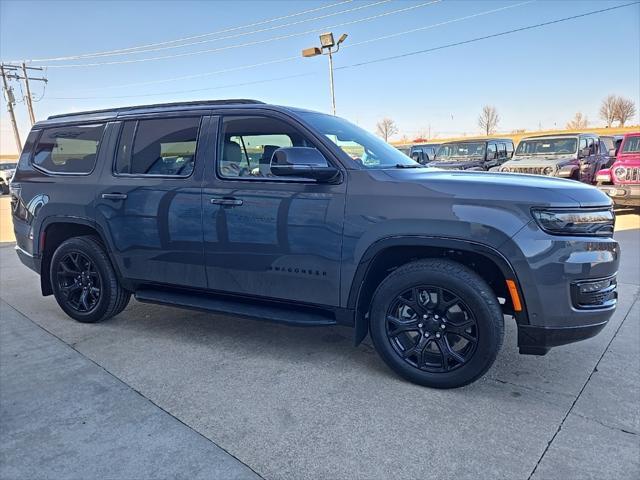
[424,332,429,337]
[423,314,428,319]
[436,333,441,338]
[441,324,446,329]
[418,323,423,328]
[435,315,439,319]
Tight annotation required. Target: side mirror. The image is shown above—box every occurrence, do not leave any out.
[271,147,339,182]
[608,148,616,157]
[578,147,590,159]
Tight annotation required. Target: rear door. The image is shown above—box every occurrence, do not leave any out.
[201,111,346,306]
[94,113,210,288]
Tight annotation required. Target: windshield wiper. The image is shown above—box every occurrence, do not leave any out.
[395,163,422,168]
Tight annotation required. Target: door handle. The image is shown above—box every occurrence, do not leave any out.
[101,193,128,200]
[210,197,243,206]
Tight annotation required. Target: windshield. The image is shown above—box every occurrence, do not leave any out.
[621,136,640,153]
[516,138,577,156]
[0,163,17,170]
[300,112,419,168]
[436,142,486,159]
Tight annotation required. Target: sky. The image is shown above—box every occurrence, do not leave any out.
[1,0,639,154]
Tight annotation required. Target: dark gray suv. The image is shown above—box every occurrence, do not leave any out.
[11,100,619,388]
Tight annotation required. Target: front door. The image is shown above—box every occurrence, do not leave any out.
[95,115,209,288]
[201,113,346,306]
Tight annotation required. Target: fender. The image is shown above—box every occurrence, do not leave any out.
[347,235,528,345]
[38,215,129,289]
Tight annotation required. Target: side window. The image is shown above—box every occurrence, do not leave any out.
[486,143,497,159]
[498,143,507,158]
[115,117,200,176]
[579,138,588,150]
[587,138,596,155]
[32,123,105,174]
[506,142,514,157]
[219,115,317,179]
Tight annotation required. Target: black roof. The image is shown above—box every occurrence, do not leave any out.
[45,99,265,121]
[522,132,595,139]
[440,137,513,144]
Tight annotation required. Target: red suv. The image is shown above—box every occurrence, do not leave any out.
[597,132,640,207]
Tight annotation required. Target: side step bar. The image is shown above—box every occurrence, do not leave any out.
[134,288,338,327]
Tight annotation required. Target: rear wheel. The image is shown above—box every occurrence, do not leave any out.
[50,236,130,323]
[369,259,504,388]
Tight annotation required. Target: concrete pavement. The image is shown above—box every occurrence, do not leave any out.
[0,206,638,479]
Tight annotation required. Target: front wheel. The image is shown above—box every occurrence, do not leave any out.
[50,236,130,323]
[369,259,504,388]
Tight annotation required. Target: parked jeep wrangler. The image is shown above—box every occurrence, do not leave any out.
[427,138,513,170]
[596,132,640,207]
[410,143,440,165]
[498,133,612,183]
[11,100,619,389]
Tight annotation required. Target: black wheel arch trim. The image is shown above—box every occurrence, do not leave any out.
[348,235,529,345]
[37,215,130,292]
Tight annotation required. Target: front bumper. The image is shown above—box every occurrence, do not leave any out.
[517,321,607,355]
[504,223,619,355]
[598,184,640,206]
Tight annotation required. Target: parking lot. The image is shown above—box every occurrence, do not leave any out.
[1,194,638,479]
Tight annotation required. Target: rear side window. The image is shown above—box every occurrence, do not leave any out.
[115,117,200,176]
[32,124,105,174]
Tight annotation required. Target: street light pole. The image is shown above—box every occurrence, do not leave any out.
[327,49,336,115]
[302,32,348,115]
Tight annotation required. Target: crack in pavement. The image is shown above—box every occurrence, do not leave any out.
[526,296,639,480]
[1,300,267,480]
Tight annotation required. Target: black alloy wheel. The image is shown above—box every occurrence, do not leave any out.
[386,286,478,373]
[56,251,102,313]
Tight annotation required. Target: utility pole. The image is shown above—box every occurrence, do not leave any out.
[0,64,21,151]
[21,62,37,125]
[0,62,47,152]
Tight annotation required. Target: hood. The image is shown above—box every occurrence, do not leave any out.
[380,168,611,208]
[426,158,482,169]
[615,153,640,166]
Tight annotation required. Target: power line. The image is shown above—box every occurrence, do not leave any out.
[48,0,532,94]
[39,0,441,68]
[44,1,637,102]
[15,0,356,63]
[335,1,640,71]
[39,1,391,61]
[342,0,534,50]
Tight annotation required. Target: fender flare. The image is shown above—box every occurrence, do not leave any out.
[347,235,527,345]
[38,215,126,286]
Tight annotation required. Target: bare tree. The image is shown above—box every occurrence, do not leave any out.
[566,112,588,130]
[599,95,618,127]
[614,96,637,126]
[478,105,499,135]
[376,118,399,142]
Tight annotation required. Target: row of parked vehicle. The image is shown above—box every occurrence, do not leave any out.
[399,132,639,207]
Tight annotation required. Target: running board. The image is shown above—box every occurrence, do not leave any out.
[134,288,337,326]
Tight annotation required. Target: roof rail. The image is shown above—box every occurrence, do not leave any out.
[47,99,265,120]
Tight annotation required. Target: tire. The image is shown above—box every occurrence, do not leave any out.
[369,259,504,389]
[50,235,130,323]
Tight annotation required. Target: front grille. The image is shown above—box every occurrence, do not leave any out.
[628,167,640,182]
[510,167,546,175]
[571,276,617,310]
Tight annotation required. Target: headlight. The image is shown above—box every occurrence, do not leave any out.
[614,166,627,179]
[543,166,554,175]
[532,208,615,237]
